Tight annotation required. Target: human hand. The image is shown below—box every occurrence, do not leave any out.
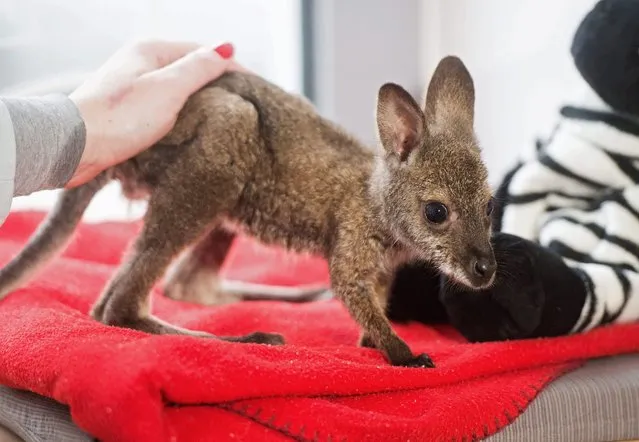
[66,40,246,188]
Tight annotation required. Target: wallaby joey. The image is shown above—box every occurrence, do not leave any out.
[0,56,495,367]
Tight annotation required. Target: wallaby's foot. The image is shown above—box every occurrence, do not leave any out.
[398,353,435,368]
[96,311,214,336]
[221,331,286,345]
[94,311,285,345]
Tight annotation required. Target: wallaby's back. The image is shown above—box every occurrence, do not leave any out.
[0,71,373,298]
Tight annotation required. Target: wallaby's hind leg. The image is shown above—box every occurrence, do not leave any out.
[163,227,242,306]
[90,188,283,345]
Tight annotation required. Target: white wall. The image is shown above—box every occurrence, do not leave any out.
[0,0,303,95]
[311,0,421,147]
[419,0,599,185]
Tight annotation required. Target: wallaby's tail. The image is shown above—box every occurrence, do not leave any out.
[0,173,108,300]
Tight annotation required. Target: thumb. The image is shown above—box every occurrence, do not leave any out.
[146,43,235,98]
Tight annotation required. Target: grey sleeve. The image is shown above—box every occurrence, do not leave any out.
[0,95,86,224]
[0,101,16,226]
[2,95,86,196]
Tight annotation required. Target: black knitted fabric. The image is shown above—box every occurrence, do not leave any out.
[571,0,639,116]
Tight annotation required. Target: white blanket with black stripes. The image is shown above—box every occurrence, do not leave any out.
[498,104,639,333]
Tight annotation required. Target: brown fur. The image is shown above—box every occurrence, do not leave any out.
[0,56,494,367]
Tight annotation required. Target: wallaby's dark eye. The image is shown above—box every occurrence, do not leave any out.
[486,199,494,216]
[424,202,448,224]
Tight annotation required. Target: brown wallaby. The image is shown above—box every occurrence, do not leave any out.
[0,56,495,367]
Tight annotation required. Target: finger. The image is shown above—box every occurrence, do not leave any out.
[213,43,252,74]
[227,59,253,74]
[144,44,235,98]
[103,40,205,78]
[139,40,205,68]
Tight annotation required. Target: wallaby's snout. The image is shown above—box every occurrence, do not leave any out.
[467,246,497,288]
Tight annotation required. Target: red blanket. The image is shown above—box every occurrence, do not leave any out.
[1,211,639,442]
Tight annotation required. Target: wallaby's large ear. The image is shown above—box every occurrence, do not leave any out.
[423,56,475,130]
[376,83,426,162]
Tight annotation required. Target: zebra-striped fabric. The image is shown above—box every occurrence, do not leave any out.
[495,103,639,334]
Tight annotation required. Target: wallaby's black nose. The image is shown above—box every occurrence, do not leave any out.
[472,256,497,280]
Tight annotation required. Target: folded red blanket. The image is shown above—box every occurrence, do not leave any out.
[1,211,639,442]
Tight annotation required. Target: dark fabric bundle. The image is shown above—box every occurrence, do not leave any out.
[389,0,639,343]
[571,0,639,116]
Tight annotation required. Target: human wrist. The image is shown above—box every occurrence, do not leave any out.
[65,94,102,188]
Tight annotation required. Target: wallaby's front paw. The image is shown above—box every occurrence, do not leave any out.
[383,336,434,368]
[396,353,435,368]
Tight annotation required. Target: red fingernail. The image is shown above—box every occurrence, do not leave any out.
[214,43,234,59]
